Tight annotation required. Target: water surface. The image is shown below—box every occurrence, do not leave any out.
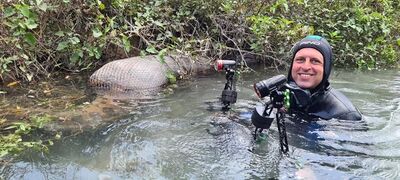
[1,68,399,179]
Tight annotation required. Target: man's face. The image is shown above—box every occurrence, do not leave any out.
[291,48,324,89]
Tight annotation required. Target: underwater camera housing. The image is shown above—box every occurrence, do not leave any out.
[251,75,287,130]
[251,75,312,129]
[253,74,287,98]
[251,74,311,153]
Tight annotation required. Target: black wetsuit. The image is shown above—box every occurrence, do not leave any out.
[290,85,362,120]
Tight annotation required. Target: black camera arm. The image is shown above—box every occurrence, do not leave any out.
[214,60,238,110]
[253,89,289,153]
[221,67,237,110]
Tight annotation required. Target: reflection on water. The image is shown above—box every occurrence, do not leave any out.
[1,69,400,179]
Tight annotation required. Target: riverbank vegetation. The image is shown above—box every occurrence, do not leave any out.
[1,0,399,82]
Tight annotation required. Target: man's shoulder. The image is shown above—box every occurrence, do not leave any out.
[322,87,362,120]
[325,88,355,108]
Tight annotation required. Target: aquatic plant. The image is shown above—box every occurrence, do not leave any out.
[0,115,61,158]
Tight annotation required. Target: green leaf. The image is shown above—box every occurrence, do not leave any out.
[121,35,131,52]
[18,22,26,29]
[153,20,164,27]
[24,33,37,45]
[283,3,289,12]
[397,38,400,47]
[55,31,65,37]
[63,0,70,3]
[69,37,80,45]
[38,2,48,12]
[56,41,69,51]
[146,46,157,54]
[165,30,172,38]
[157,48,168,63]
[92,28,103,38]
[92,47,101,59]
[84,46,94,59]
[4,7,16,18]
[55,133,61,140]
[19,5,31,17]
[0,150,9,158]
[7,56,19,62]
[26,74,33,82]
[19,66,26,73]
[70,52,81,64]
[25,19,38,30]
[70,50,84,64]
[20,124,26,131]
[36,0,43,5]
[140,50,147,57]
[21,54,29,60]
[166,71,176,84]
[4,125,17,130]
[98,3,106,10]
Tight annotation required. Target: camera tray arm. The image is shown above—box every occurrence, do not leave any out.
[253,90,289,154]
[221,68,237,109]
[276,111,289,153]
[224,69,236,91]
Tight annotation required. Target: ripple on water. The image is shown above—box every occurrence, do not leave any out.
[2,69,400,179]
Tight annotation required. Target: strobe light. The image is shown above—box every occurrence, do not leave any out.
[214,60,236,71]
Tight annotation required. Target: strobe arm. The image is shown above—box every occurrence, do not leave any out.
[221,69,237,109]
[251,92,289,154]
[276,111,289,153]
[214,59,238,110]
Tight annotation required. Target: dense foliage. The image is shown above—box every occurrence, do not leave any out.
[0,0,399,81]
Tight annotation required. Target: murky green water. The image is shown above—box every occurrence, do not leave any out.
[1,68,399,179]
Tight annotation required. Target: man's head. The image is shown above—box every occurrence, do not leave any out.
[288,35,333,91]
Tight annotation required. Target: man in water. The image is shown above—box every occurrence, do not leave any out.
[287,35,362,120]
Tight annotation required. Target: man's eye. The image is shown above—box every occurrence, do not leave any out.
[295,58,305,63]
[311,59,322,64]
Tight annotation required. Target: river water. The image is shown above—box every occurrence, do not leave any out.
[1,68,400,179]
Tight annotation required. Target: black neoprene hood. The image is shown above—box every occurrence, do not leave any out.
[288,35,333,91]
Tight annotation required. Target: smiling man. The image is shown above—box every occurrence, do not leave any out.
[287,35,362,120]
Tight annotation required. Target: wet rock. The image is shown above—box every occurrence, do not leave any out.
[207,112,254,153]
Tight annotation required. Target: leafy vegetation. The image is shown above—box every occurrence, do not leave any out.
[0,0,399,80]
[0,115,61,158]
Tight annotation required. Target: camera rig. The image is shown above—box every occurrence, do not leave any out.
[213,62,312,153]
[214,60,238,110]
[251,75,311,153]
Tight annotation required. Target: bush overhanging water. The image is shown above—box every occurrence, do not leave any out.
[0,0,399,80]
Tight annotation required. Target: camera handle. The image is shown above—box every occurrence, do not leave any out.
[272,91,289,153]
[276,111,289,153]
[221,68,237,110]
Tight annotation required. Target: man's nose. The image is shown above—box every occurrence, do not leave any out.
[301,58,312,69]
